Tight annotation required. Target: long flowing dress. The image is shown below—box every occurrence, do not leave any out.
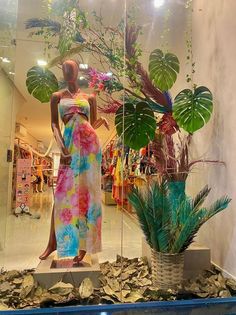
[54,94,102,258]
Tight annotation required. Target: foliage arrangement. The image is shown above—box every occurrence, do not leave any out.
[128,183,231,253]
[25,0,213,153]
[25,0,231,254]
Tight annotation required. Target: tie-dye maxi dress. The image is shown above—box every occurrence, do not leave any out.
[54,96,102,258]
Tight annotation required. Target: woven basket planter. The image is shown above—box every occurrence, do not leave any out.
[151,249,184,290]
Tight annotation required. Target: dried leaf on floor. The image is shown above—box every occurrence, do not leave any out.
[48,281,73,296]
[79,278,94,299]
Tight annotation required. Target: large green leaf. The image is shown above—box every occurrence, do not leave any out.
[149,49,180,92]
[173,86,213,133]
[115,101,156,150]
[26,66,59,103]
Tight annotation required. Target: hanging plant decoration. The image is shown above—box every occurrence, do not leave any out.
[149,49,180,92]
[115,101,156,150]
[173,86,213,133]
[26,66,59,103]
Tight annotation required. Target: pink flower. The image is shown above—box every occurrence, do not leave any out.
[55,167,74,201]
[59,208,72,225]
[97,82,105,91]
[88,68,98,78]
[89,81,95,88]
[78,187,90,216]
[73,123,100,155]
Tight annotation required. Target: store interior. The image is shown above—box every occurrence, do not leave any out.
[1,0,236,311]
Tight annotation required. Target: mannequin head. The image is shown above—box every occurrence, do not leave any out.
[62,60,79,82]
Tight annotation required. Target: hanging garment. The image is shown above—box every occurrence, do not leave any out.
[54,95,102,258]
[112,155,128,206]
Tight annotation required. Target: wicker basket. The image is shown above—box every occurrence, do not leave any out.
[151,249,184,290]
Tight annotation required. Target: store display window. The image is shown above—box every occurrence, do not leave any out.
[0,0,236,312]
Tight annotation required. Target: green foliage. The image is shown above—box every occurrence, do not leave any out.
[26,66,58,103]
[26,0,88,57]
[173,86,213,133]
[149,49,180,92]
[123,95,167,114]
[128,183,231,253]
[104,79,123,94]
[115,101,156,150]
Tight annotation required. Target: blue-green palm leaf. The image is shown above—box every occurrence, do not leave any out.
[128,182,231,253]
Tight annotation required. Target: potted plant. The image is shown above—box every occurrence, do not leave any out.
[128,182,231,290]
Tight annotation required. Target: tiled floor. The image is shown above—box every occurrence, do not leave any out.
[0,189,142,270]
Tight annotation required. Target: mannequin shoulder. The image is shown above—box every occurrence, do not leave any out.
[50,91,62,104]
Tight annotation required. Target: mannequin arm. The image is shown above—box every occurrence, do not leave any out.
[50,92,71,158]
[89,95,109,130]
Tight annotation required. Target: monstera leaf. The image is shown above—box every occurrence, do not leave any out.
[173,86,213,133]
[115,101,156,150]
[149,49,180,92]
[26,66,59,103]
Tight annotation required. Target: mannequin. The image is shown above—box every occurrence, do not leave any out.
[39,60,108,264]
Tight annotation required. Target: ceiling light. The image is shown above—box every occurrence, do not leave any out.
[9,71,15,75]
[154,0,165,8]
[0,57,10,63]
[37,59,47,66]
[79,63,88,70]
[79,76,85,80]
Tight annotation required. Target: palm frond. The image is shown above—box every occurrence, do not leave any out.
[147,182,169,224]
[157,227,170,252]
[177,208,208,252]
[129,182,231,254]
[207,195,232,220]
[178,198,193,227]
[171,210,203,253]
[128,188,152,248]
[193,185,211,210]
[25,18,61,33]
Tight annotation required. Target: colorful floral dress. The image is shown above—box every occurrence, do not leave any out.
[54,94,102,258]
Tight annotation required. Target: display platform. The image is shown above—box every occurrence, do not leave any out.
[2,298,236,315]
[33,254,100,289]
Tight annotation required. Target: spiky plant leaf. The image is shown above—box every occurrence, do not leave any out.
[193,185,211,210]
[179,208,209,252]
[171,210,203,253]
[129,182,231,254]
[25,18,61,33]
[206,196,232,220]
[128,188,152,248]
[149,49,180,92]
[178,198,193,227]
[156,228,170,253]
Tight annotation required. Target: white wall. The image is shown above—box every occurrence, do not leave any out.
[189,0,236,278]
[0,69,24,250]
